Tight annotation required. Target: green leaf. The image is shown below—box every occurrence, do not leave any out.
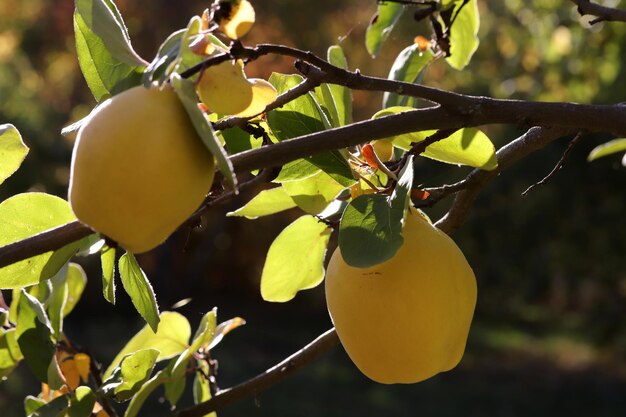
[124,369,168,417]
[47,266,69,338]
[28,394,69,417]
[118,253,160,333]
[193,361,216,417]
[221,126,263,155]
[267,73,355,186]
[101,245,116,304]
[0,329,22,378]
[73,10,144,102]
[383,45,435,108]
[227,187,297,219]
[105,311,190,378]
[0,193,82,289]
[190,309,217,352]
[445,0,480,70]
[373,107,498,170]
[267,73,326,140]
[338,158,414,268]
[47,355,65,391]
[281,171,346,214]
[0,124,29,185]
[587,138,626,161]
[171,17,205,79]
[62,263,87,317]
[365,1,405,57]
[326,45,352,125]
[103,348,159,402]
[68,386,96,417]
[16,290,55,382]
[171,73,237,190]
[274,159,321,182]
[207,316,246,350]
[164,356,188,407]
[261,215,332,302]
[74,0,146,66]
[142,29,186,87]
[24,395,46,416]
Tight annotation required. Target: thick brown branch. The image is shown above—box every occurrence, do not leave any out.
[175,328,340,417]
[571,0,626,24]
[0,221,92,269]
[435,126,575,234]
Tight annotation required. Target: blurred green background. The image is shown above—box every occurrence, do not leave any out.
[1,0,626,416]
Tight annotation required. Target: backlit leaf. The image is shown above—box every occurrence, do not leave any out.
[103,348,159,402]
[0,124,29,185]
[73,1,145,102]
[326,45,352,125]
[16,290,55,382]
[0,329,22,378]
[104,311,190,378]
[373,107,498,170]
[101,245,116,304]
[366,1,405,57]
[119,253,159,333]
[281,171,345,214]
[0,193,84,289]
[383,45,435,108]
[445,0,480,70]
[261,215,332,302]
[227,187,297,219]
[587,138,626,161]
[68,386,96,417]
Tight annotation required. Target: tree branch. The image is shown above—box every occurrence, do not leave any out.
[571,0,626,24]
[435,126,575,234]
[175,328,340,417]
[0,221,92,269]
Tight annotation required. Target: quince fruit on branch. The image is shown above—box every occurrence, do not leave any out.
[196,59,277,117]
[325,209,477,384]
[215,0,256,39]
[69,85,215,254]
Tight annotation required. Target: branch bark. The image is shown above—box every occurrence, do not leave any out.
[175,328,340,417]
[571,0,626,24]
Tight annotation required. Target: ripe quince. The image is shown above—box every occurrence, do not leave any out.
[196,59,277,117]
[217,0,256,39]
[325,208,477,384]
[69,85,215,253]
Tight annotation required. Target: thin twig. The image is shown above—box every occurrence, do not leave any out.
[175,329,340,417]
[521,132,584,196]
[436,126,575,234]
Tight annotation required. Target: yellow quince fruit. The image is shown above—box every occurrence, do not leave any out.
[325,208,477,384]
[217,0,256,39]
[69,85,215,253]
[196,59,277,117]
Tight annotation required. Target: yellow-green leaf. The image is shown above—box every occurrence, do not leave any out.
[227,187,297,219]
[373,107,498,170]
[119,252,160,333]
[0,124,29,185]
[261,215,332,302]
[105,311,190,378]
[588,138,626,162]
[445,0,480,70]
[0,193,80,289]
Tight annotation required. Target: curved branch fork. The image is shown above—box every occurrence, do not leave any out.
[176,329,340,417]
